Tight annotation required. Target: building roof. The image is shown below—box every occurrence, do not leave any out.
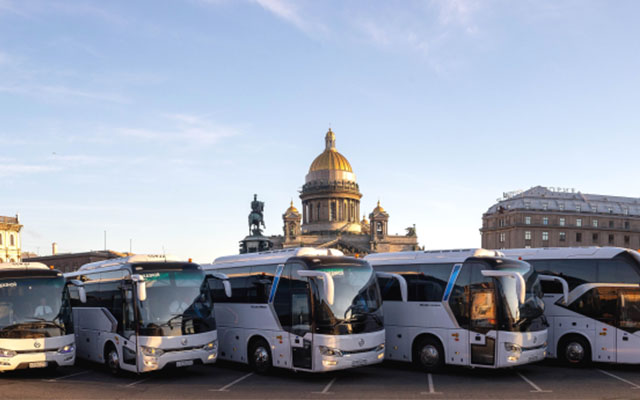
[308,129,353,173]
[485,186,640,217]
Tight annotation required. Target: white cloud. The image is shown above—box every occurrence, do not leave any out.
[119,114,240,146]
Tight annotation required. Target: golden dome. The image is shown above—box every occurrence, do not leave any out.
[308,129,353,173]
[285,200,299,214]
[373,200,385,213]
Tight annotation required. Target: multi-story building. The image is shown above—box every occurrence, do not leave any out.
[0,214,22,262]
[481,186,640,250]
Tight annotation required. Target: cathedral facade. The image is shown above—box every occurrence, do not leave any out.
[268,129,419,256]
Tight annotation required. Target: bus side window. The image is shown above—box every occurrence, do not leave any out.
[447,265,471,329]
[227,267,251,303]
[209,268,232,303]
[290,266,311,335]
[68,285,82,307]
[598,256,640,283]
[418,264,453,302]
[568,287,617,325]
[619,290,640,333]
[248,265,276,304]
[273,265,292,331]
[373,265,402,301]
[529,260,562,294]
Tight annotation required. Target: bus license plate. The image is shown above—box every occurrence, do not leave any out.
[29,362,48,369]
[352,360,367,367]
[176,360,193,368]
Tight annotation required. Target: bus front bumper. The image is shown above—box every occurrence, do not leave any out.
[0,342,75,371]
[314,330,386,372]
[497,330,548,368]
[137,333,218,372]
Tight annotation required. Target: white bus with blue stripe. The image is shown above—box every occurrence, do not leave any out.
[201,248,385,373]
[366,249,548,370]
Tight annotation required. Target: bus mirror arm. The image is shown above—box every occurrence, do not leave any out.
[131,274,147,302]
[375,272,408,302]
[298,270,335,305]
[481,270,526,304]
[68,280,87,304]
[538,275,569,305]
[206,273,232,298]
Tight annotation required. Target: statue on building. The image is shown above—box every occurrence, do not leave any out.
[405,225,417,237]
[248,194,266,236]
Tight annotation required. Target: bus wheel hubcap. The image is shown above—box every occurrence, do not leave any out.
[566,342,584,362]
[108,350,119,371]
[254,347,269,367]
[420,345,439,366]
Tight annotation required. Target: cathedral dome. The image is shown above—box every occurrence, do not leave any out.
[308,129,353,173]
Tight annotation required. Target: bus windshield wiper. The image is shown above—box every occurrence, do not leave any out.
[163,314,184,329]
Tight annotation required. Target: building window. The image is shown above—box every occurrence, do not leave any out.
[592,205,597,213]
[0,234,2,246]
[543,217,549,225]
[330,201,336,221]
[542,232,549,241]
[609,234,614,245]
[593,233,599,242]
[525,231,531,240]
[576,232,582,242]
[608,207,613,214]
[624,208,629,215]
[625,221,630,230]
[609,220,614,228]
[525,216,531,225]
[524,202,530,210]
[576,205,581,212]
[499,233,505,243]
[559,203,565,210]
[576,218,582,227]
[9,235,14,247]
[559,232,566,242]
[593,219,598,228]
[542,203,548,210]
[559,218,565,226]
[625,235,630,245]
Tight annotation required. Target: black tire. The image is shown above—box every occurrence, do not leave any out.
[104,344,121,376]
[559,336,591,367]
[249,339,272,374]
[413,336,444,372]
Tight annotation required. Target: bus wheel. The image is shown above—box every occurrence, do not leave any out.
[560,336,591,367]
[249,339,272,374]
[105,344,121,375]
[414,337,444,372]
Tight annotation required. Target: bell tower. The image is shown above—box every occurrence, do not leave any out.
[369,201,389,241]
[283,201,302,243]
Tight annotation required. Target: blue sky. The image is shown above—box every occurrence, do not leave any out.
[1,0,639,262]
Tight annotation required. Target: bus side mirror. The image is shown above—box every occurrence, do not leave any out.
[207,272,232,298]
[481,270,526,304]
[298,270,334,305]
[375,272,408,302]
[538,274,569,305]
[69,279,87,304]
[131,274,147,302]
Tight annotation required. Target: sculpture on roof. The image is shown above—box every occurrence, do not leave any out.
[248,194,266,236]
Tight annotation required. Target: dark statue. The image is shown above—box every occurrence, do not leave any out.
[248,194,266,236]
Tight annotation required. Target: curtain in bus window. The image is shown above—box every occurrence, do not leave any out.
[598,257,640,283]
[619,290,640,333]
[247,265,276,303]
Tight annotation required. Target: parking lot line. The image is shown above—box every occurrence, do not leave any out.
[597,369,640,390]
[516,372,552,393]
[124,377,150,388]
[43,371,91,382]
[420,373,442,395]
[312,377,337,395]
[210,372,254,392]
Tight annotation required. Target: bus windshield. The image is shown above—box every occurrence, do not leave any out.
[311,263,383,335]
[137,270,215,336]
[0,277,72,338]
[494,261,546,332]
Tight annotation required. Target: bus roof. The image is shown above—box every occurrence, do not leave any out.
[500,247,633,260]
[0,262,51,272]
[75,254,180,272]
[365,248,505,265]
[205,247,345,269]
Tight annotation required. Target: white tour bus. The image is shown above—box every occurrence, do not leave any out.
[502,247,640,366]
[0,262,86,372]
[365,249,548,370]
[201,247,385,373]
[65,254,229,374]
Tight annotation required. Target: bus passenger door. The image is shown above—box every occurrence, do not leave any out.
[290,268,312,370]
[617,289,640,364]
[592,287,617,363]
[469,286,497,366]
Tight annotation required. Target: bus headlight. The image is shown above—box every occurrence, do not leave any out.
[0,349,16,358]
[202,340,218,352]
[141,346,164,357]
[319,346,343,357]
[375,343,385,352]
[57,344,75,354]
[504,342,522,353]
